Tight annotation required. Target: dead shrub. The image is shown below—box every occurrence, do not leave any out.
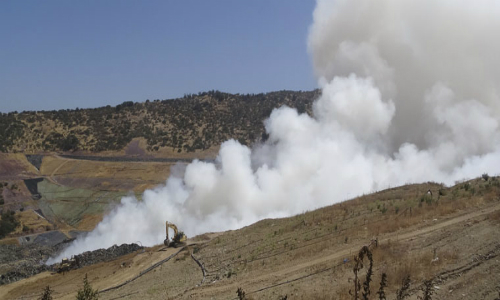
[395,275,411,300]
[487,210,500,223]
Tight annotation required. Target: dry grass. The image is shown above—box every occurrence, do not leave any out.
[4,175,499,299]
[40,155,176,183]
[75,213,105,231]
[0,237,19,245]
[486,210,500,223]
[369,240,460,291]
[191,233,212,242]
[0,153,39,179]
[13,210,53,235]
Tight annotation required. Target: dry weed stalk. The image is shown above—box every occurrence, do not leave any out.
[417,279,434,300]
[376,273,387,300]
[396,275,411,300]
[350,245,374,300]
[236,287,246,300]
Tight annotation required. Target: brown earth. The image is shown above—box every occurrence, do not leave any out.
[0,154,39,180]
[1,177,499,299]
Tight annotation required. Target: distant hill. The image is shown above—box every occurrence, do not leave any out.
[0,90,320,154]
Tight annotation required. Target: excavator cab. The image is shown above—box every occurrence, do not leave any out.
[57,256,78,273]
[164,221,187,248]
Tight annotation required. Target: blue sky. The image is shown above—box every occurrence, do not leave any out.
[0,1,317,113]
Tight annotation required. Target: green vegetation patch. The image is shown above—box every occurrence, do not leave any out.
[0,210,19,238]
[37,180,138,227]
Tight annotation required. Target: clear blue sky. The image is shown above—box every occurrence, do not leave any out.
[0,1,317,113]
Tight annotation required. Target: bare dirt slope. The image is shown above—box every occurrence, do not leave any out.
[0,154,39,180]
[2,178,500,300]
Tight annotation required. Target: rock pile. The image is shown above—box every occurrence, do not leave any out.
[0,243,143,285]
[73,243,143,268]
[0,243,55,285]
[0,263,50,285]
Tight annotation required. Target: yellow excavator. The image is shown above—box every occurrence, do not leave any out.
[164,221,187,248]
[57,257,78,273]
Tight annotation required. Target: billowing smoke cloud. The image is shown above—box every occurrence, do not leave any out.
[309,0,500,151]
[48,0,500,263]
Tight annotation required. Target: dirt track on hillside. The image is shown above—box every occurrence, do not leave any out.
[2,180,500,300]
[179,202,500,299]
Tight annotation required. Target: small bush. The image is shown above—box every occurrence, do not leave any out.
[38,285,53,300]
[420,195,432,205]
[0,210,19,238]
[75,274,98,300]
[482,173,489,181]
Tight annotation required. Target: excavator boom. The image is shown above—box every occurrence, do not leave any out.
[164,221,186,247]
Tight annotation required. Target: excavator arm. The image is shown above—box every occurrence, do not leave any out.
[164,221,186,247]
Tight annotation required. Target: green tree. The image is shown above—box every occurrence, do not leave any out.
[60,134,79,151]
[0,210,19,238]
[76,274,98,300]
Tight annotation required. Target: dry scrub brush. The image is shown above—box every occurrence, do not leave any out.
[348,244,435,300]
[350,246,374,300]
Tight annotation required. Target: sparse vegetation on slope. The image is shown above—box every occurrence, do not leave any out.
[76,274,99,300]
[2,176,499,299]
[38,285,53,300]
[0,90,319,154]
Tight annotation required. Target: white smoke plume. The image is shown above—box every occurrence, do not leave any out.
[48,0,500,263]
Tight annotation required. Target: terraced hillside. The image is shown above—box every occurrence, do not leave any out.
[0,153,179,245]
[1,176,499,299]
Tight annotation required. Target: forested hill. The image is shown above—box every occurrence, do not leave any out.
[0,90,319,154]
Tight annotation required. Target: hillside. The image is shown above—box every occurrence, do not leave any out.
[1,89,499,299]
[0,153,182,237]
[1,176,499,299]
[0,90,319,154]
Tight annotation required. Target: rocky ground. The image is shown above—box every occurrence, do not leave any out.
[0,241,142,286]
